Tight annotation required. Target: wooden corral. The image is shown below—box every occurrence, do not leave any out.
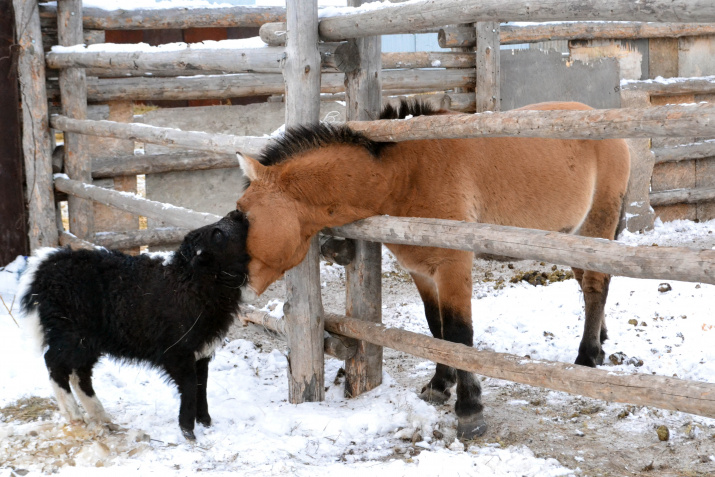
[10,0,715,420]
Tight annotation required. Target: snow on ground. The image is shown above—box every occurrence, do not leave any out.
[1,218,714,476]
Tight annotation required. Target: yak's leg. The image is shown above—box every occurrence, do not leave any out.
[70,361,116,429]
[435,253,486,438]
[573,268,611,367]
[195,358,212,427]
[165,356,199,440]
[44,350,84,423]
[411,272,457,404]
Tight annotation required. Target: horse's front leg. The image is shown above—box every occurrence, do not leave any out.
[434,253,487,439]
[411,272,457,404]
[573,268,611,367]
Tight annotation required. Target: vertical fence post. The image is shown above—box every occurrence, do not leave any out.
[58,0,93,240]
[343,0,383,397]
[12,0,58,250]
[282,0,325,403]
[475,22,500,112]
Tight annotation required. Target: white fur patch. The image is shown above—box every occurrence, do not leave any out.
[70,373,112,424]
[51,379,84,423]
[195,338,223,361]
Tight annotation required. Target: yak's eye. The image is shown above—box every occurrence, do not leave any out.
[196,249,203,256]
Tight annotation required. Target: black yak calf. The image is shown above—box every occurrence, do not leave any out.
[19,210,250,440]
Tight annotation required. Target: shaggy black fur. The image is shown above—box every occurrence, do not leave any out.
[20,210,250,440]
[256,99,441,168]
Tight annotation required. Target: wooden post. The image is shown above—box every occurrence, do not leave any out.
[58,0,93,240]
[343,0,383,398]
[12,0,58,251]
[282,0,325,404]
[475,22,500,112]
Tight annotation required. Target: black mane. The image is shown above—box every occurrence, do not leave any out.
[257,99,442,167]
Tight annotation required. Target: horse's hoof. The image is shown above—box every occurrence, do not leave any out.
[181,427,196,441]
[196,415,212,427]
[574,355,598,368]
[457,413,488,439]
[419,387,451,404]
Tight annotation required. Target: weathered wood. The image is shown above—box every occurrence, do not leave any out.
[347,102,715,141]
[622,76,715,96]
[259,21,287,46]
[39,4,285,30]
[475,22,500,112]
[283,0,325,405]
[382,52,475,69]
[241,311,358,361]
[654,140,715,164]
[326,216,715,285]
[323,314,715,419]
[319,0,715,41]
[650,186,715,206]
[42,29,105,55]
[59,231,97,250]
[93,151,238,179]
[53,69,474,102]
[58,0,93,241]
[1,0,29,265]
[343,0,383,398]
[54,176,222,229]
[439,22,715,48]
[51,115,270,157]
[12,0,58,250]
[93,227,189,249]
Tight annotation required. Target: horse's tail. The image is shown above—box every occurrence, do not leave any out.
[380,99,442,120]
[614,193,628,240]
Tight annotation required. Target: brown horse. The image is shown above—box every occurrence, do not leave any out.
[235,100,630,438]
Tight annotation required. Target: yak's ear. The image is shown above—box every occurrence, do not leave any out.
[237,153,268,181]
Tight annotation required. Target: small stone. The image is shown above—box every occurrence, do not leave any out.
[658,283,672,293]
[411,431,422,444]
[609,352,627,365]
[628,319,638,326]
[657,425,670,441]
[433,430,444,440]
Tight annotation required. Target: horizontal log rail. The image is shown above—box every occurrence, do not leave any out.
[54,176,223,229]
[318,0,715,41]
[322,314,715,419]
[440,22,715,48]
[93,227,190,249]
[346,103,715,141]
[653,140,715,164]
[327,216,715,285]
[51,115,270,157]
[39,4,286,30]
[45,69,475,102]
[242,311,357,361]
[650,186,715,207]
[92,152,238,179]
[621,75,715,96]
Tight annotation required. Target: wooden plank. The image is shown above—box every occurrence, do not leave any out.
[0,0,28,264]
[318,0,715,41]
[326,216,715,285]
[12,0,58,250]
[323,314,715,419]
[283,0,325,405]
[241,311,358,361]
[621,76,715,96]
[439,22,715,47]
[653,140,715,164]
[697,156,715,221]
[54,177,222,229]
[650,186,715,206]
[58,0,93,241]
[346,102,715,141]
[92,151,238,178]
[475,22,500,112]
[93,227,189,249]
[39,4,285,30]
[648,38,679,79]
[343,0,383,399]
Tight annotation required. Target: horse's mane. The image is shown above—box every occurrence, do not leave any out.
[257,99,441,167]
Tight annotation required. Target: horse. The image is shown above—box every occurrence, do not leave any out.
[235,100,631,438]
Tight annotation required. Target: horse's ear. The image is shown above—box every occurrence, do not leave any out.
[237,153,267,181]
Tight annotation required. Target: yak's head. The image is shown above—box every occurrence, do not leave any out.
[176,210,251,295]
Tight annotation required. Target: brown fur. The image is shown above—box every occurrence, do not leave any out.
[236,101,630,437]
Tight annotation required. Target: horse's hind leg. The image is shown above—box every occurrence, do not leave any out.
[69,360,116,429]
[411,272,457,404]
[434,255,486,438]
[44,349,84,423]
[573,268,611,367]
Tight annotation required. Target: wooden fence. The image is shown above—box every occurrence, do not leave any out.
[12,0,715,419]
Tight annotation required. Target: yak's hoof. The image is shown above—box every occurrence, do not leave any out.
[181,427,196,441]
[196,415,212,427]
[457,413,488,439]
[419,387,451,405]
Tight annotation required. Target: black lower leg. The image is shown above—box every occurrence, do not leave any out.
[575,275,610,367]
[195,358,211,427]
[166,357,198,440]
[420,298,457,402]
